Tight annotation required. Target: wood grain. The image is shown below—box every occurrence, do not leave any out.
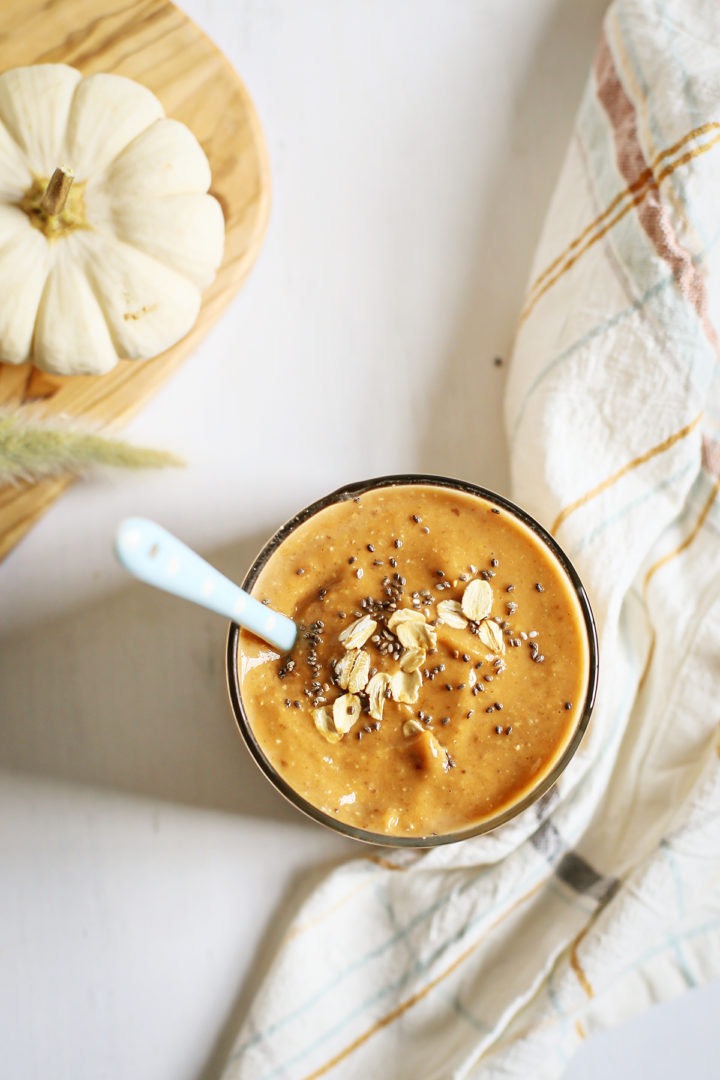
[0,0,270,561]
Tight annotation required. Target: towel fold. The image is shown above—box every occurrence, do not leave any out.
[224,2,720,1076]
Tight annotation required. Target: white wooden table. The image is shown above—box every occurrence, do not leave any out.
[1,2,718,1077]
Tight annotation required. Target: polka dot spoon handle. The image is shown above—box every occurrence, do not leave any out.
[114,517,297,653]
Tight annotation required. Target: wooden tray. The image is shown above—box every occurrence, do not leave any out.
[0,0,270,560]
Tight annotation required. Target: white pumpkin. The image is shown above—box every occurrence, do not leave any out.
[0,64,225,376]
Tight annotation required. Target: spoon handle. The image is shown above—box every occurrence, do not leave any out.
[115,517,296,653]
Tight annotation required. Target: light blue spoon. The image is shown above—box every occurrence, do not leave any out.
[114,517,297,653]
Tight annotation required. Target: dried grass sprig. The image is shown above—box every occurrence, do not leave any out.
[0,408,184,485]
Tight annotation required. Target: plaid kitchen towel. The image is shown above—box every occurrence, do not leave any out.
[223,1,720,1076]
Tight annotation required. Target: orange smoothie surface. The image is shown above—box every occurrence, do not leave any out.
[236,484,591,838]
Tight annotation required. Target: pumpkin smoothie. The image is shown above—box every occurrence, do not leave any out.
[233,481,595,840]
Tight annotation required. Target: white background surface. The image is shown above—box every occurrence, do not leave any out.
[2,1,718,1078]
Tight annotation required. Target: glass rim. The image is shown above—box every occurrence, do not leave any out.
[226,473,599,848]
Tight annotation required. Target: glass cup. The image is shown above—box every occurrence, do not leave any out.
[226,474,598,847]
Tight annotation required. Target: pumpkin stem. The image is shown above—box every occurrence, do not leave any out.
[39,167,74,216]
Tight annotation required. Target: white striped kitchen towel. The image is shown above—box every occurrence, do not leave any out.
[223,1,720,1076]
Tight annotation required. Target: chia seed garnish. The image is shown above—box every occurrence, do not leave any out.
[491,508,500,514]
[436,569,445,577]
[466,710,474,718]
[421,526,430,534]
[394,539,402,548]
[475,662,483,669]
[389,557,397,568]
[533,654,545,663]
[445,683,453,691]
[494,702,503,710]
[293,701,300,708]
[338,612,346,618]
[491,558,498,567]
[535,583,544,592]
[441,717,450,725]
[528,630,538,638]
[457,683,465,690]
[486,706,495,714]
[506,602,518,615]
[348,557,355,564]
[367,544,375,552]
[505,726,513,735]
[353,497,361,503]
[565,701,573,710]
[296,568,305,575]
[469,565,478,574]
[261,599,270,606]
[373,559,383,566]
[484,674,493,682]
[462,653,470,662]
[356,568,363,579]
[357,730,363,740]
[284,699,291,707]
[495,725,503,734]
[506,584,515,592]
[412,514,422,523]
[318,587,327,599]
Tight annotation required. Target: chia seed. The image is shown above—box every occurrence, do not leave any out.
[565,702,573,710]
[491,558,498,567]
[535,583,544,592]
[296,568,305,575]
[394,539,402,548]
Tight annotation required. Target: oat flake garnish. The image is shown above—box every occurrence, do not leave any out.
[461,579,493,621]
[400,648,426,673]
[402,718,425,737]
[388,608,437,650]
[347,649,371,693]
[477,618,505,653]
[436,599,468,629]
[335,649,359,690]
[312,706,342,743]
[333,693,362,734]
[390,668,423,704]
[367,672,392,721]
[338,614,377,650]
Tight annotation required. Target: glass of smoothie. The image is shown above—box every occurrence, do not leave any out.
[226,475,598,846]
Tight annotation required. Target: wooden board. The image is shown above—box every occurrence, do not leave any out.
[0,0,270,560]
